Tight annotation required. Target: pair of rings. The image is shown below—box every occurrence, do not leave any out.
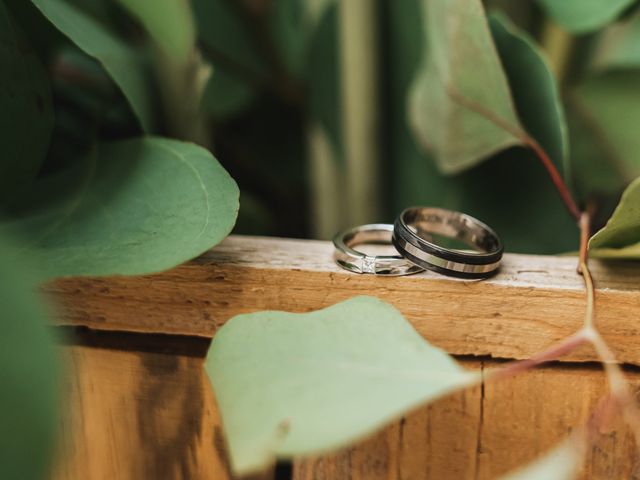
[333,207,503,279]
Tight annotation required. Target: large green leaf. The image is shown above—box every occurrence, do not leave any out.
[489,13,569,175]
[537,0,636,33]
[408,0,523,174]
[31,0,153,132]
[0,236,58,480]
[500,440,581,480]
[2,136,239,278]
[206,296,478,475]
[0,0,53,203]
[388,0,577,254]
[590,176,640,257]
[118,0,195,61]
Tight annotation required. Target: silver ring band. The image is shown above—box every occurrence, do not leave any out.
[333,224,424,276]
[393,207,503,279]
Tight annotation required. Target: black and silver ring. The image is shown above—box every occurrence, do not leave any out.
[392,207,503,279]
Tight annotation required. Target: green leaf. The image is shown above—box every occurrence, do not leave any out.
[307,1,343,161]
[0,235,58,480]
[489,13,569,175]
[206,296,478,475]
[201,66,256,119]
[2,136,239,278]
[31,0,153,132]
[388,0,577,254]
[0,0,53,203]
[408,0,523,174]
[592,14,640,70]
[269,0,308,79]
[500,440,581,480]
[192,0,266,78]
[537,0,635,33]
[568,71,640,199]
[590,176,640,257]
[117,0,195,61]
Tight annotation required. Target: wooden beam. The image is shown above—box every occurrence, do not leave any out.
[295,360,639,480]
[46,235,640,365]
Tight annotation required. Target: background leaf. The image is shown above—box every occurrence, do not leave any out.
[388,0,578,254]
[117,0,195,61]
[201,67,256,119]
[191,0,266,78]
[589,176,640,257]
[0,0,53,203]
[489,13,569,175]
[592,14,640,70]
[408,0,523,174]
[567,71,640,199]
[306,1,343,160]
[2,136,239,278]
[206,296,477,476]
[536,0,636,33]
[0,236,58,480]
[31,0,154,132]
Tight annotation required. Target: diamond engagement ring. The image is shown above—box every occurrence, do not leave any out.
[333,223,424,276]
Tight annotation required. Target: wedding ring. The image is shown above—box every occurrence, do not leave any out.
[333,224,424,276]
[393,207,503,279]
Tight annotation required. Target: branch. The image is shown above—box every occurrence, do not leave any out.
[484,331,588,383]
[578,210,640,448]
[523,137,582,221]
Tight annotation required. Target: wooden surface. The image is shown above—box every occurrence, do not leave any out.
[294,361,640,480]
[46,235,640,479]
[49,336,640,480]
[47,235,640,366]
[50,337,232,480]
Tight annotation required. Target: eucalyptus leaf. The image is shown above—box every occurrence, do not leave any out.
[568,71,640,198]
[270,0,306,78]
[0,236,58,480]
[201,67,256,119]
[307,1,343,161]
[117,0,195,61]
[537,0,635,33]
[499,440,581,480]
[590,176,640,257]
[2,136,239,278]
[592,14,640,70]
[31,0,153,132]
[192,0,266,79]
[490,13,569,175]
[206,296,478,475]
[408,0,523,174]
[389,0,577,254]
[0,0,53,203]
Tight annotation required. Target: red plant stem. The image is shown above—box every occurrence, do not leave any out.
[484,331,588,383]
[524,138,582,221]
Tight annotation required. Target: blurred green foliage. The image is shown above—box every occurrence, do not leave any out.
[3,0,640,473]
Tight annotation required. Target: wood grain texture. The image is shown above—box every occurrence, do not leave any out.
[49,342,640,480]
[294,361,640,480]
[46,235,640,366]
[49,344,232,480]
